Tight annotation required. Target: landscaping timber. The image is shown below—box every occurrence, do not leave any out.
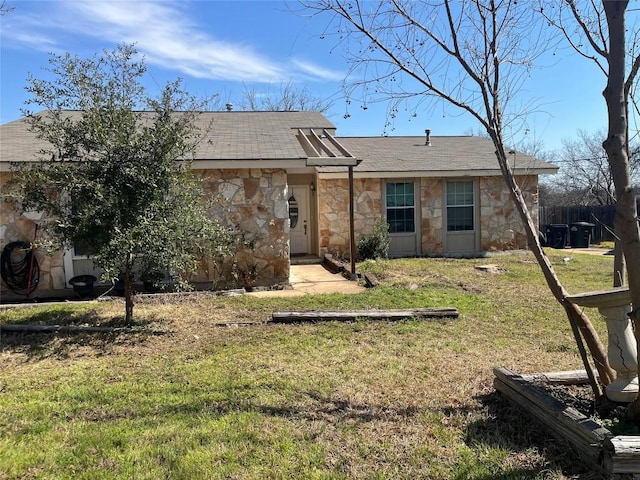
[0,324,169,334]
[494,367,640,477]
[524,369,597,385]
[603,436,640,475]
[494,367,609,472]
[270,307,458,324]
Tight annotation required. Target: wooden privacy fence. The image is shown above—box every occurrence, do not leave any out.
[538,204,621,244]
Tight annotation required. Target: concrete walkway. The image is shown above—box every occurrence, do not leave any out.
[547,247,613,256]
[248,264,366,297]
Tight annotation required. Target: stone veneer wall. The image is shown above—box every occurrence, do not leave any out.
[0,172,67,297]
[198,168,290,288]
[317,178,382,258]
[420,178,445,254]
[319,174,538,258]
[479,175,538,251]
[0,168,290,297]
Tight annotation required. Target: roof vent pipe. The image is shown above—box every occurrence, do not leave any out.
[225,103,233,111]
[425,129,431,146]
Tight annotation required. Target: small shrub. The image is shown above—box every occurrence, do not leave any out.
[357,217,390,260]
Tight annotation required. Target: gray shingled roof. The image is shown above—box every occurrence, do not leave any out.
[197,111,335,160]
[319,136,557,175]
[0,111,336,162]
[1,112,557,175]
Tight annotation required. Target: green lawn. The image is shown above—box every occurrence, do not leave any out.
[0,251,615,479]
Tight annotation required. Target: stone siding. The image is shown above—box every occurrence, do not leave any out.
[479,175,538,251]
[318,177,382,258]
[198,168,290,288]
[1,172,67,297]
[0,168,290,297]
[319,175,538,257]
[420,178,444,253]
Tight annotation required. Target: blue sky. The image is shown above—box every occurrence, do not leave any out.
[0,0,611,153]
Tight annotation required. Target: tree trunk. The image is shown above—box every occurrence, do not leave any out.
[123,266,135,324]
[602,0,640,420]
[490,133,615,389]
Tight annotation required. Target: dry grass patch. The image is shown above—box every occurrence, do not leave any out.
[0,252,614,479]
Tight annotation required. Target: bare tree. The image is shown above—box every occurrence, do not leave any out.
[209,81,333,112]
[541,1,640,419]
[240,81,333,112]
[540,129,640,207]
[301,0,614,390]
[555,129,617,206]
[540,1,640,289]
[0,0,14,15]
[602,1,640,419]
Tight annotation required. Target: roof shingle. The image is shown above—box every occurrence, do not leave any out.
[318,136,556,174]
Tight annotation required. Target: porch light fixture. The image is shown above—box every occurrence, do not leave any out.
[310,181,315,192]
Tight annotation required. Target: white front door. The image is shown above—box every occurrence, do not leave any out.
[289,186,310,255]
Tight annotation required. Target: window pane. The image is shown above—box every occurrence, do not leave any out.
[447,181,473,206]
[387,208,415,233]
[446,181,474,231]
[447,206,474,231]
[462,185,473,204]
[386,182,415,233]
[387,183,396,196]
[386,182,414,207]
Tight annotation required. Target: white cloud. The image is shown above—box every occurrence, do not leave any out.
[4,31,58,51]
[290,58,344,82]
[1,0,342,84]
[65,1,287,82]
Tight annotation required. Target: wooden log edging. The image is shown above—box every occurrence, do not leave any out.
[0,324,170,334]
[270,307,458,324]
[603,436,640,475]
[522,370,596,386]
[495,367,640,476]
[493,367,610,472]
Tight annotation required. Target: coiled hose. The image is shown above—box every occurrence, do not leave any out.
[1,241,40,295]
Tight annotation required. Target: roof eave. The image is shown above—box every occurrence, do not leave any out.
[306,157,360,167]
[317,167,558,179]
[191,158,309,170]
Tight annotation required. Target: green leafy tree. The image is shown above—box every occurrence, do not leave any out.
[13,44,234,322]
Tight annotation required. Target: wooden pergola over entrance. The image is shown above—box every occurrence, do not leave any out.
[296,128,361,277]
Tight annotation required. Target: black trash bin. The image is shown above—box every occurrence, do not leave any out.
[69,275,97,298]
[545,224,569,249]
[570,222,595,248]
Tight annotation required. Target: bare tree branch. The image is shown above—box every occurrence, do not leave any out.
[538,0,608,75]
[0,0,14,15]
[300,0,615,391]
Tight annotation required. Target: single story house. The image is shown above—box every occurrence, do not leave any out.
[0,111,557,299]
